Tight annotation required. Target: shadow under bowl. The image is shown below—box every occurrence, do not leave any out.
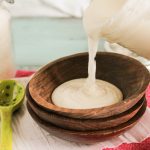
[26,84,145,131]
[27,99,147,144]
[29,52,150,119]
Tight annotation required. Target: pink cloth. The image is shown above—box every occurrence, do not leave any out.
[146,86,150,107]
[15,70,35,77]
[104,138,150,150]
[15,70,150,150]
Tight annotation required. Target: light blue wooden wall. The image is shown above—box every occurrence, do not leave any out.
[12,18,104,68]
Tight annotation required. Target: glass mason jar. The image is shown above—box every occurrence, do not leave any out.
[0,0,15,79]
[84,0,150,59]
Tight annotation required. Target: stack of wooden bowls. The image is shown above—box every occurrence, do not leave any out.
[26,52,150,144]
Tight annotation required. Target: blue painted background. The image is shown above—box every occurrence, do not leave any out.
[12,18,104,68]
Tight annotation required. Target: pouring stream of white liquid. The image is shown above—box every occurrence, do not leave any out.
[87,38,98,85]
[51,0,130,109]
[52,35,123,109]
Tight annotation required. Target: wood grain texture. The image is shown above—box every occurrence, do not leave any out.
[11,78,103,150]
[26,84,145,131]
[27,99,147,144]
[29,52,150,119]
[5,77,150,150]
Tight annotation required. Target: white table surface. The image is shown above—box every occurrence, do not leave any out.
[11,77,150,150]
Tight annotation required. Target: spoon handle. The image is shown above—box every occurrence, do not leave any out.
[0,110,12,150]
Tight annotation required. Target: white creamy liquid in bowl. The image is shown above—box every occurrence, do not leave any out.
[52,79,122,109]
[52,37,123,109]
[51,36,123,109]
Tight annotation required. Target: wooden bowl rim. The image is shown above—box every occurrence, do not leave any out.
[26,84,145,131]
[27,99,146,135]
[29,52,150,118]
[27,84,145,121]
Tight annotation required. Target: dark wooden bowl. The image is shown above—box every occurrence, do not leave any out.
[27,100,146,144]
[29,52,150,119]
[26,84,145,131]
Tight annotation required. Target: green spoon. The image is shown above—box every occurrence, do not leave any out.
[0,80,25,150]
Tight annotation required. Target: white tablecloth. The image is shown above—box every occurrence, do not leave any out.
[11,77,150,150]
